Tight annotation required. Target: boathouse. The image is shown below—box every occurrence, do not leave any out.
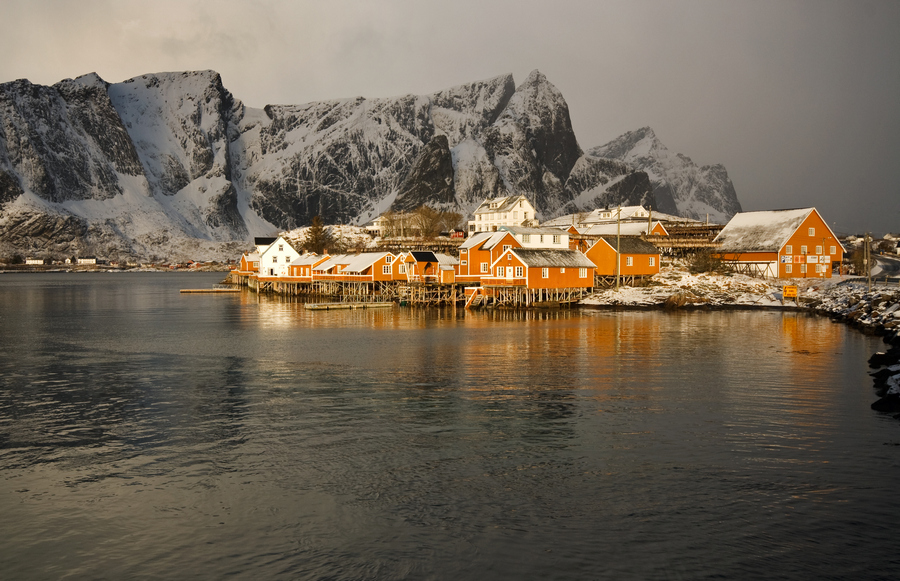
[458,231,521,282]
[713,208,844,278]
[584,236,661,283]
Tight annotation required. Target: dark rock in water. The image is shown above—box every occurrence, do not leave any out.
[871,394,900,413]
[868,351,898,368]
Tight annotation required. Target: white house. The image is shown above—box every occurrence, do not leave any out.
[258,236,302,277]
[468,195,537,233]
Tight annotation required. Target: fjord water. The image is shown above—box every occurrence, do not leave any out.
[2,273,899,580]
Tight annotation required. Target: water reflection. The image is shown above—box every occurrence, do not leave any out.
[1,274,897,580]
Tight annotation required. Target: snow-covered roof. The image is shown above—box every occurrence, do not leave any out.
[290,253,324,267]
[435,253,459,266]
[460,230,513,250]
[714,208,819,253]
[511,248,596,268]
[472,195,532,215]
[596,236,660,255]
[499,226,569,236]
[341,252,392,273]
[312,254,352,272]
[243,252,260,261]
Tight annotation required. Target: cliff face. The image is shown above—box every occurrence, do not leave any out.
[589,127,742,223]
[0,70,736,261]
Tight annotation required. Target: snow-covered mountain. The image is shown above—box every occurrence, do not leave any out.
[588,127,742,223]
[0,70,737,261]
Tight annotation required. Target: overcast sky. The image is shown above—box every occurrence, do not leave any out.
[2,0,898,234]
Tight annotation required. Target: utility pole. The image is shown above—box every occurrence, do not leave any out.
[866,232,872,293]
[616,206,621,291]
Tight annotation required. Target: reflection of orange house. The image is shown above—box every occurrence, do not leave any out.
[458,231,521,282]
[714,208,844,278]
[483,248,596,289]
[584,237,661,277]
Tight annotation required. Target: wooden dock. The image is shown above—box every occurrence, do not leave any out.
[304,302,394,311]
[180,288,242,293]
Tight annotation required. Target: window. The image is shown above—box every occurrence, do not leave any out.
[816,246,822,255]
[481,263,488,273]
[399,264,407,273]
[497,266,505,277]
[461,260,467,266]
[273,256,278,263]
[539,235,544,243]
[801,264,807,273]
[830,245,836,255]
[808,227,815,236]
[785,264,792,274]
[382,265,391,275]
[579,268,587,278]
[816,264,825,273]
[542,268,549,278]
[800,245,807,255]
[385,255,393,264]
[560,268,565,274]
[649,256,655,267]
[522,234,530,243]
[279,244,283,251]
[553,235,560,244]
[515,266,523,277]
[503,245,511,252]
[785,245,792,254]
[626,257,633,267]
[461,248,467,254]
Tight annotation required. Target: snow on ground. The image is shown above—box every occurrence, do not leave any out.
[581,262,802,307]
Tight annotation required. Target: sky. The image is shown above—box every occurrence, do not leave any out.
[2,0,898,235]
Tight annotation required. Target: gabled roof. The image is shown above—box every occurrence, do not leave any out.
[596,236,661,255]
[408,251,439,262]
[243,252,260,261]
[434,253,459,266]
[509,248,596,268]
[290,253,324,266]
[472,195,531,215]
[341,252,392,273]
[499,226,568,236]
[312,254,352,272]
[713,208,830,253]
[460,230,515,251]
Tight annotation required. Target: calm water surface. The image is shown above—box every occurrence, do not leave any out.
[1,272,899,580]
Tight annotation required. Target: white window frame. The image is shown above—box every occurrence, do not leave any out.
[542,267,549,278]
[385,255,393,264]
[801,245,808,255]
[808,227,815,236]
[496,266,505,277]
[579,268,587,278]
[649,256,656,267]
[481,262,488,273]
[785,245,792,254]
[830,245,836,255]
[800,264,807,273]
[553,235,560,244]
[785,264,792,274]
[515,266,523,277]
[626,256,633,267]
[816,246,822,255]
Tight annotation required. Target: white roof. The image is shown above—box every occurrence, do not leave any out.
[312,254,353,272]
[289,253,324,266]
[509,248,596,268]
[714,208,823,252]
[341,252,392,273]
[434,253,459,266]
[472,195,531,215]
[580,222,660,237]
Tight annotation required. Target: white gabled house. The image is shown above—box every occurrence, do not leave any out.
[467,195,537,233]
[258,236,302,277]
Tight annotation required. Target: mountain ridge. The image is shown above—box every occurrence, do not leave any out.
[0,70,740,261]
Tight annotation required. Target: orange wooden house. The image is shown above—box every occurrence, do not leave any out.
[288,253,330,280]
[339,252,398,282]
[713,208,844,278]
[584,236,661,278]
[483,248,596,289]
[458,231,521,283]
